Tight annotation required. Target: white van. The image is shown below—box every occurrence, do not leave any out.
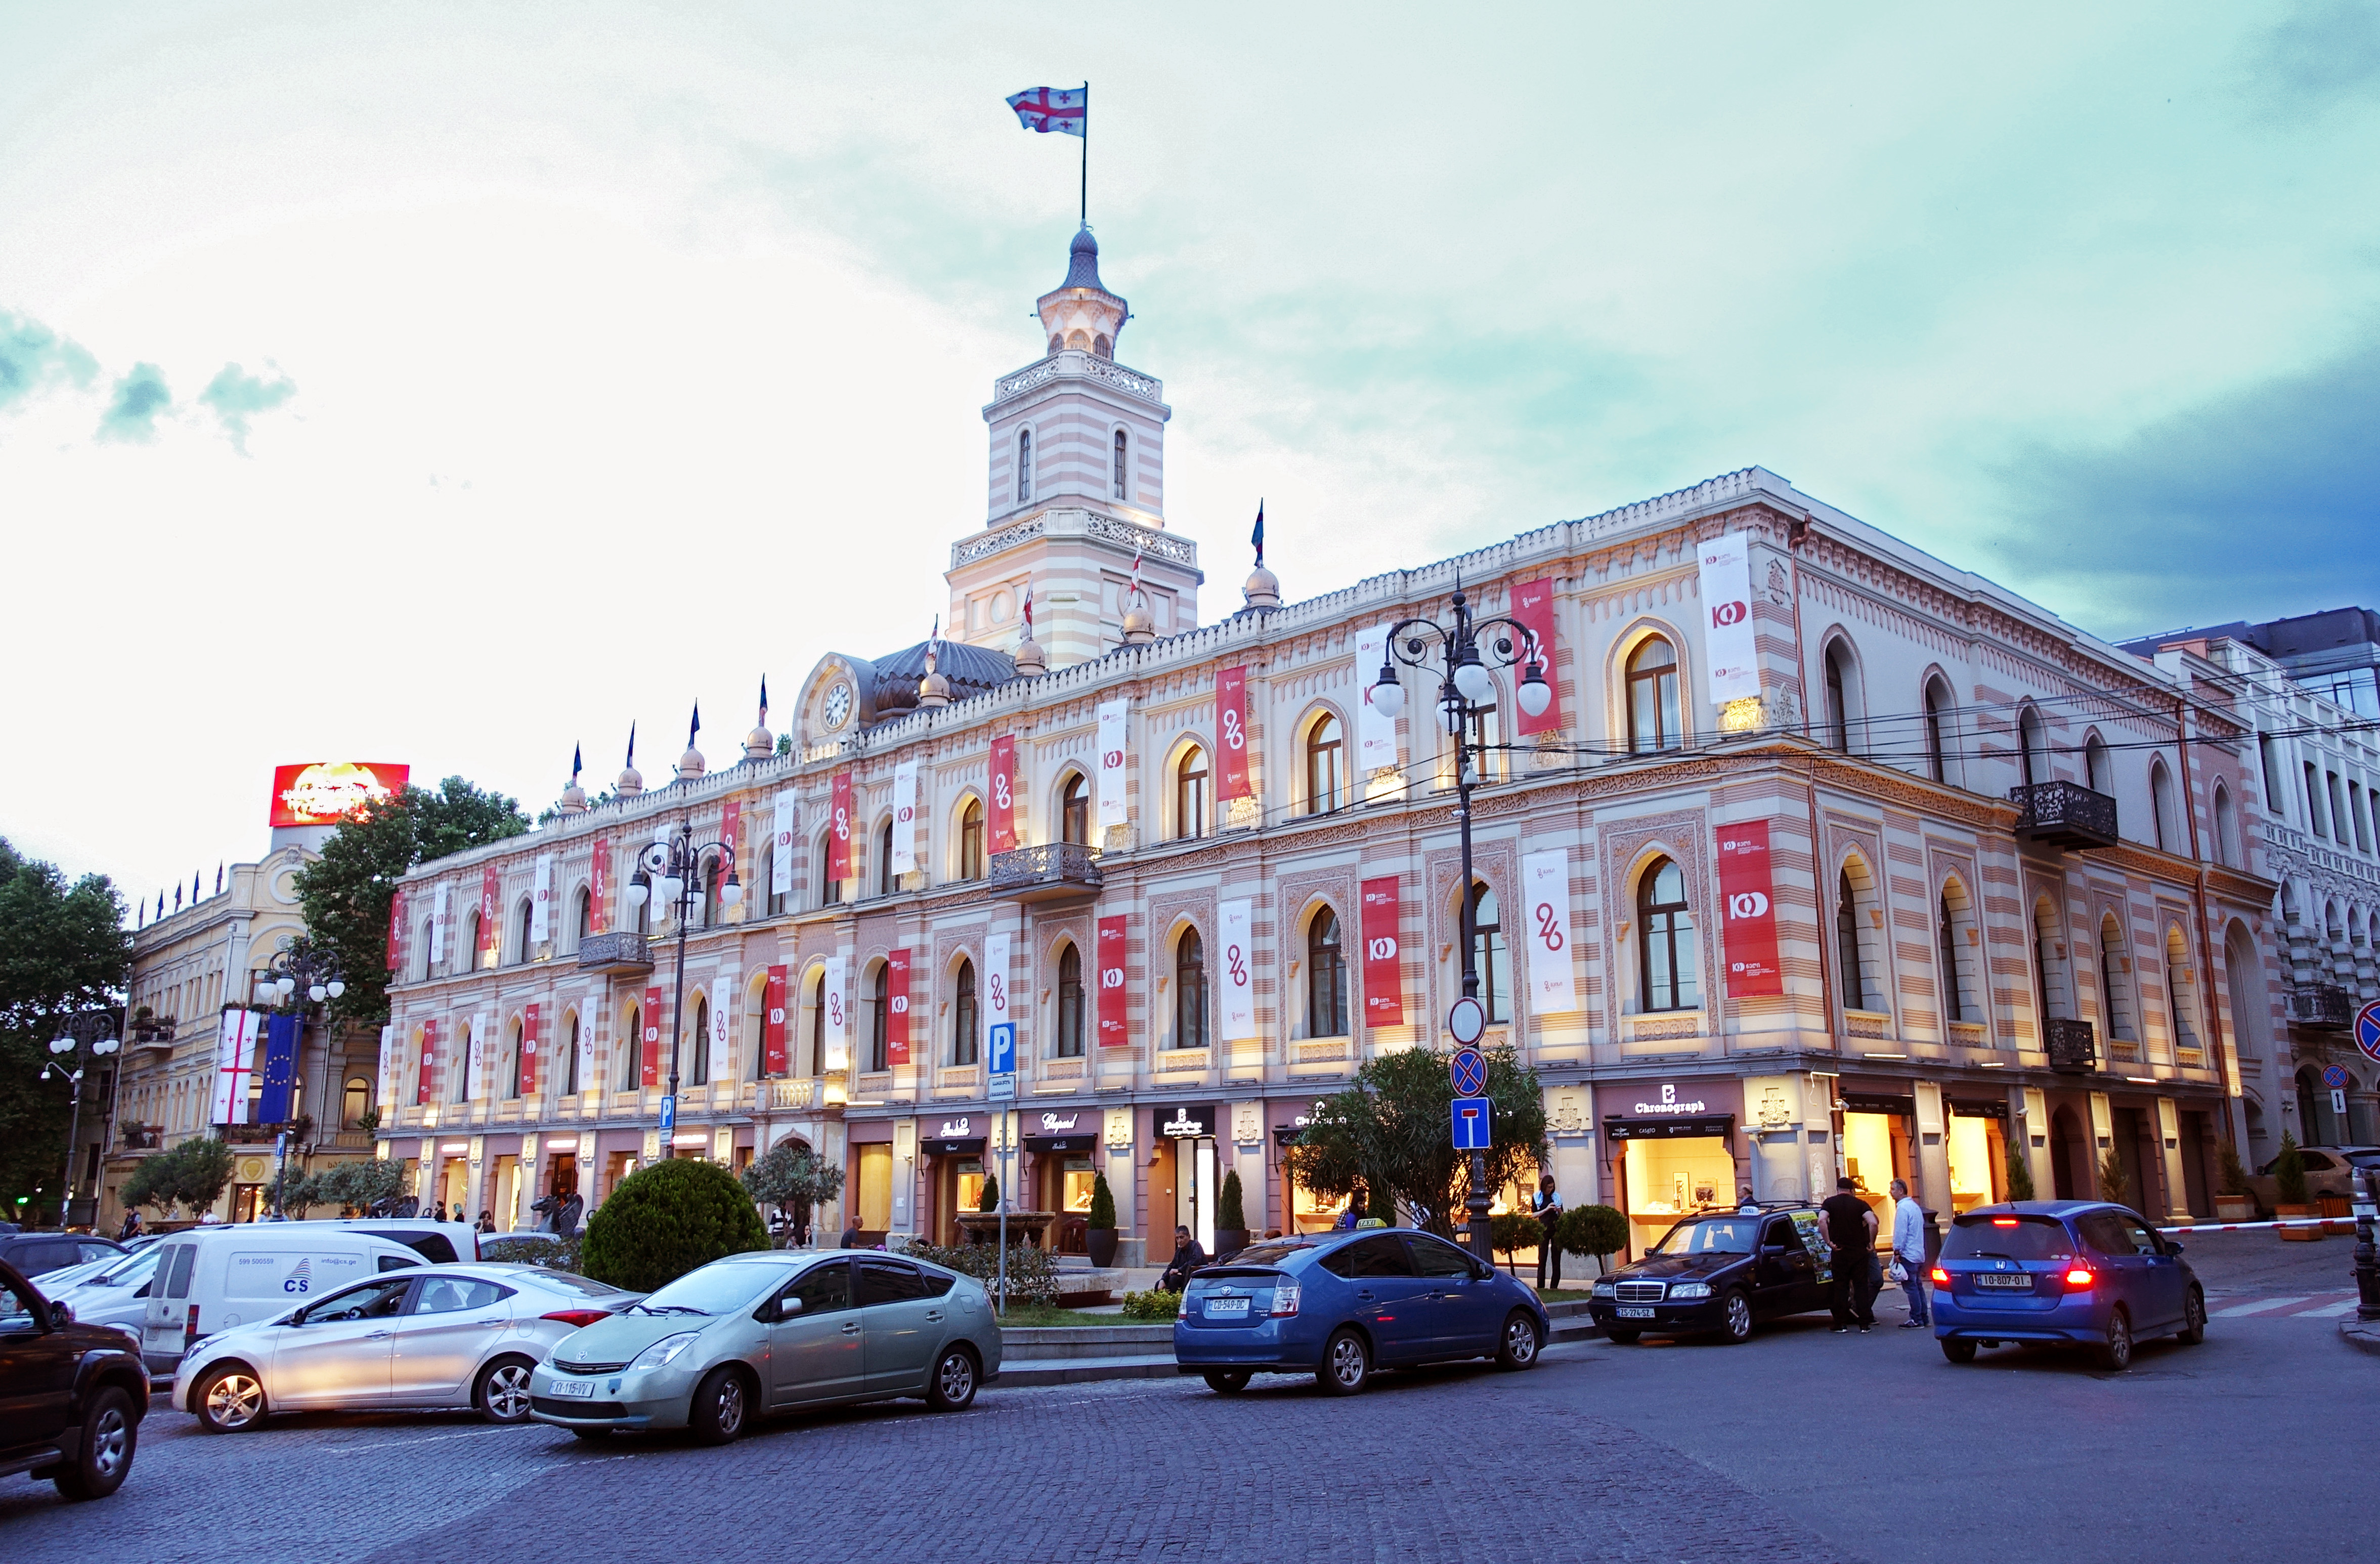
[140,1228,424,1375]
[287,1218,483,1266]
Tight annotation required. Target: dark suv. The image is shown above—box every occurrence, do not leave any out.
[1588,1206,1835,1343]
[0,1258,150,1500]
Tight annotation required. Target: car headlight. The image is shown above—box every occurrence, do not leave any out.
[1591,1282,1616,1298]
[625,1332,702,1374]
[1669,1282,1712,1300]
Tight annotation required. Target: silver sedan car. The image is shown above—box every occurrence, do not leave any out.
[174,1262,638,1432]
[528,1249,1003,1444]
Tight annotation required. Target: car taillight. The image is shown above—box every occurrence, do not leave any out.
[541,1309,611,1329]
[1929,1266,1950,1286]
[2064,1267,2094,1288]
[184,1304,201,1350]
[1990,1218,2020,1228]
[1270,1284,1300,1317]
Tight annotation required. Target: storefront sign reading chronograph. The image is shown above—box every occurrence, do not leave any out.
[1632,1083,1708,1116]
[1360,876,1404,1028]
[828,772,854,883]
[1216,667,1252,800]
[1162,1104,1217,1138]
[988,736,1018,855]
[763,965,789,1076]
[1715,819,1785,997]
[1097,915,1130,1047]
[268,762,408,828]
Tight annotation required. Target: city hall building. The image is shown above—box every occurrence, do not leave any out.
[375,226,2282,1262]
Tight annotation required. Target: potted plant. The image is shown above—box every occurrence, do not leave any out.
[2003,1134,2036,1202]
[2096,1147,2131,1211]
[1084,1172,1118,1268]
[2214,1141,2257,1221]
[1215,1169,1248,1259]
[2272,1132,2321,1241]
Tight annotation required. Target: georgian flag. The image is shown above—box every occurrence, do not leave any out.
[1007,86,1086,137]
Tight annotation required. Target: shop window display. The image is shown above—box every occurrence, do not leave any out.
[1945,1111,2004,1214]
[854,1145,892,1232]
[1620,1135,1735,1249]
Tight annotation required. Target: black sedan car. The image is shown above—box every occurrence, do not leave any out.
[1587,1207,1834,1343]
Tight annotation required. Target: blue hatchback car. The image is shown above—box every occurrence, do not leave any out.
[1172,1228,1550,1396]
[1931,1200,2206,1371]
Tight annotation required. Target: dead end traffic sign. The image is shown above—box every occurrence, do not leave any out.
[1453,1096,1492,1150]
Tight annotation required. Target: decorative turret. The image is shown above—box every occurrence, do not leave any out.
[557,743,589,815]
[1122,593,1156,645]
[744,676,772,759]
[676,703,705,781]
[617,724,643,797]
[1035,226,1128,359]
[919,643,953,708]
[1241,564,1281,611]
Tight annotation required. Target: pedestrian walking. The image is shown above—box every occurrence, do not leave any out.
[1532,1175,1565,1290]
[1890,1178,1930,1329]
[839,1216,865,1249]
[476,1209,496,1234]
[118,1209,143,1242]
[1820,1176,1878,1333]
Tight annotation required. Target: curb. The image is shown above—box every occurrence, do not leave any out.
[994,1356,1180,1387]
[2339,1318,2380,1357]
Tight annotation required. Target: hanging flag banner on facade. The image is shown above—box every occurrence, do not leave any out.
[885,950,911,1067]
[430,882,449,967]
[989,735,1018,855]
[520,1003,541,1097]
[719,798,742,885]
[1698,532,1760,704]
[386,888,406,973]
[1097,914,1130,1046]
[1715,819,1785,996]
[1521,849,1580,1014]
[1355,625,1400,772]
[1215,667,1252,801]
[414,1019,437,1108]
[589,840,610,936]
[641,987,664,1088]
[1096,700,1130,828]
[466,1012,489,1100]
[1510,579,1563,737]
[890,762,919,875]
[764,965,789,1075]
[770,795,796,905]
[530,856,553,947]
[1219,899,1257,1040]
[575,1010,596,1093]
[1360,876,1406,1029]
[257,1014,300,1124]
[377,1024,395,1116]
[212,1009,260,1124]
[985,929,1013,1054]
[829,771,855,883]
[479,867,501,965]
[825,955,851,1071]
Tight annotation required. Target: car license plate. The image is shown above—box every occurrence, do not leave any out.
[551,1378,596,1398]
[1205,1297,1249,1316]
[1975,1274,2031,1289]
[1616,1306,1656,1319]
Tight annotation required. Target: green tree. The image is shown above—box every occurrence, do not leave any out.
[311,1157,404,1213]
[120,1154,179,1220]
[740,1140,845,1242]
[294,778,529,1024]
[1557,1204,1628,1272]
[1288,1043,1548,1241]
[2273,1131,2309,1206]
[0,838,131,1219]
[267,1165,320,1218]
[581,1157,767,1292]
[2218,1140,2252,1198]
[1490,1212,1540,1274]
[2003,1134,2036,1201]
[171,1136,236,1216]
[1217,1169,1245,1232]
[2097,1147,2131,1208]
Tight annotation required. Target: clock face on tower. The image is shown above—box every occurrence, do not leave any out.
[823,681,853,731]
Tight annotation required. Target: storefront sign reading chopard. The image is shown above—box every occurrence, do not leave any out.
[1632,1084,1708,1116]
[1161,1104,1216,1138]
[1037,1112,1081,1132]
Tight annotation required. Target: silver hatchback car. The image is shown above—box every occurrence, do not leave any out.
[528,1249,1002,1444]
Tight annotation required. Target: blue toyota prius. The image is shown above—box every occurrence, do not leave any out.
[1172,1228,1551,1395]
[1930,1200,2206,1371]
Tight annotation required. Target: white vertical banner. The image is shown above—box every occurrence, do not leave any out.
[823,955,849,1071]
[211,1009,259,1124]
[985,928,1012,1042]
[890,761,920,874]
[576,1006,597,1092]
[1096,699,1130,827]
[1697,531,1760,703]
[771,791,797,901]
[712,974,734,1068]
[467,1013,489,1098]
[1521,849,1581,1015]
[376,1024,395,1114]
[530,855,554,946]
[1356,622,1400,771]
[1219,898,1257,1041]
[430,882,450,966]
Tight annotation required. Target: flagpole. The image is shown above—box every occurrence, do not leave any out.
[1080,80,1089,225]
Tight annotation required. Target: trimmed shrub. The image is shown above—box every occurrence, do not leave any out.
[2097,1148,2131,1208]
[2003,1135,2036,1201]
[1490,1212,1540,1272]
[580,1157,768,1293]
[1087,1172,1116,1230]
[2274,1132,2309,1206]
[978,1173,1000,1213]
[901,1238,1059,1307]
[1557,1204,1628,1268]
[2219,1140,2252,1198]
[1217,1170,1245,1231]
[1121,1287,1181,1321]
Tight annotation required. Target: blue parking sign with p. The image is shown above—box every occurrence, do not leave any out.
[989,1022,1016,1076]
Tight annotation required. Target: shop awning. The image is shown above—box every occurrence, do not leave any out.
[921,1137,986,1157]
[1946,1098,2009,1119]
[1021,1134,1098,1154]
[1842,1093,1916,1117]
[1604,1114,1735,1140]
[1272,1126,1305,1146]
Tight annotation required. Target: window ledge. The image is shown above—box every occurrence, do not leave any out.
[1625,1011,1705,1042]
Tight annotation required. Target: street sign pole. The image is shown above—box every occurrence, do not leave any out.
[989,1022,1016,1311]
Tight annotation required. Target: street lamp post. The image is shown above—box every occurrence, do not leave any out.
[624,823,741,1152]
[1370,587,1550,1264]
[254,943,347,1216]
[45,1012,121,1229]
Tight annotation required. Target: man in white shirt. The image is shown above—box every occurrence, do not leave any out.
[1890,1178,1930,1329]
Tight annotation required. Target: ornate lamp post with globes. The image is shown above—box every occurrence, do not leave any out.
[624,822,741,1146]
[255,942,345,1215]
[1369,587,1550,1263]
[44,1011,121,1229]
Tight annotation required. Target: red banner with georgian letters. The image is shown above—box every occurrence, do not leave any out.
[590,839,610,935]
[1097,915,1130,1047]
[520,1003,540,1097]
[480,866,501,964]
[1360,876,1405,1028]
[829,772,854,883]
[1715,819,1784,997]
[764,965,788,1076]
[1216,666,1251,800]
[887,949,912,1066]
[719,798,741,889]
[641,986,664,1087]
[1510,578,1562,736]
[989,736,1017,855]
[386,888,405,972]
[415,1020,437,1106]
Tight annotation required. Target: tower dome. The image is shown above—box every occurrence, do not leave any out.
[1242,564,1282,612]
[616,763,643,797]
[1036,225,1129,359]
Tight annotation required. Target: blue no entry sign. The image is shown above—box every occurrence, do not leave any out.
[1452,1096,1492,1150]
[1450,1047,1487,1098]
[2357,1001,2380,1064]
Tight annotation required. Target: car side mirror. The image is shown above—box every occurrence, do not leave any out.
[1759,1244,1786,1258]
[779,1296,805,1317]
[48,1300,72,1329]
[2167,1241,2185,1255]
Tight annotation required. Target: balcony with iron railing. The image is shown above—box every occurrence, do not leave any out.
[2285,983,2355,1030]
[119,1123,163,1151]
[577,932,654,975]
[985,842,1104,904]
[2010,781,2119,852]
[2044,1017,2097,1074]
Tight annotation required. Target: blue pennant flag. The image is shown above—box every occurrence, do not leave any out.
[258,1014,301,1124]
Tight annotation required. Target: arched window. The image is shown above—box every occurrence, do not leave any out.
[1174,746,1208,841]
[574,887,592,947]
[1468,882,1508,1024]
[2100,916,2136,1044]
[2213,784,2237,867]
[1175,928,1208,1050]
[761,842,785,916]
[1627,637,1681,753]
[342,1076,371,1128]
[953,959,979,1066]
[701,865,722,927]
[2033,897,2070,1022]
[877,818,896,896]
[2165,927,2201,1055]
[1837,868,1872,1010]
[2149,757,2177,851]
[958,798,985,880]
[511,897,533,961]
[1924,679,1953,783]
[1306,714,1344,816]
[622,1005,642,1089]
[1060,774,1091,846]
[1016,429,1032,504]
[506,1020,525,1098]
[463,910,482,972]
[2085,734,2113,795]
[1638,858,1699,1012]
[1056,944,1086,1057]
[1307,908,1348,1037]
[563,1013,581,1094]
[1824,642,1856,753]
[1938,879,1979,1025]
[690,996,711,1086]
[633,884,651,935]
[2018,707,2048,791]
[1463,693,1505,785]
[868,963,890,1073]
[418,920,435,981]
[819,832,844,905]
[1112,429,1129,501]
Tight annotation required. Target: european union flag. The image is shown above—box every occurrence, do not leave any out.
[258,1014,301,1124]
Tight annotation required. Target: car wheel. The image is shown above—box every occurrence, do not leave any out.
[1715,1290,1754,1345]
[1315,1328,1370,1396]
[1941,1337,1977,1364]
[2175,1287,2207,1346]
[688,1366,749,1446]
[1496,1312,1542,1370]
[474,1355,537,1424]
[1203,1370,1252,1395]
[195,1364,268,1433]
[927,1346,979,1412]
[52,1387,137,1500]
[2094,1307,2133,1372]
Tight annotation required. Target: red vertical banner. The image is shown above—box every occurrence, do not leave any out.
[719,797,742,886]
[887,949,912,1066]
[1510,578,1562,736]
[763,965,789,1075]
[385,888,405,973]
[1715,819,1785,997]
[1097,915,1130,1047]
[988,736,1017,854]
[1360,875,1406,1028]
[590,838,610,935]
[641,986,664,1087]
[520,1003,540,1097]
[1216,666,1252,800]
[480,865,501,963]
[829,772,854,883]
[415,1020,437,1105]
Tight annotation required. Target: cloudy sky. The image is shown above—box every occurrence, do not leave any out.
[4,2,2376,911]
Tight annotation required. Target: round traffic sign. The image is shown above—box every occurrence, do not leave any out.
[1448,996,1486,1046]
[2324,1063,2351,1090]
[2357,1000,2380,1065]
[1450,1046,1487,1098]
